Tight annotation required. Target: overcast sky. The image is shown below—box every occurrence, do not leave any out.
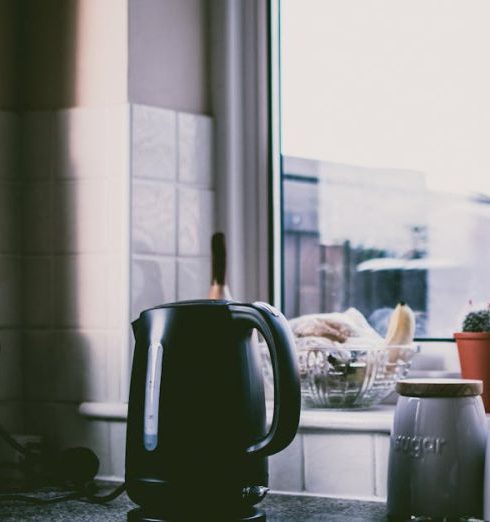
[281,0,490,195]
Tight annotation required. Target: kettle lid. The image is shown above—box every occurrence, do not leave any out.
[144,299,233,312]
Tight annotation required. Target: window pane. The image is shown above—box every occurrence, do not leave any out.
[280,0,490,336]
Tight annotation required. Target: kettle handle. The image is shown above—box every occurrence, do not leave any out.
[230,301,301,457]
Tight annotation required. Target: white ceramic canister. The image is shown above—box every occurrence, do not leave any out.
[387,379,486,520]
[484,416,490,520]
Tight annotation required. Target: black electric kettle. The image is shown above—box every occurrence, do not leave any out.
[126,300,300,522]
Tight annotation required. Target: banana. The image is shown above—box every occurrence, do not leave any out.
[384,302,416,346]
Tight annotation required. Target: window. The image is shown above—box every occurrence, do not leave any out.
[277,0,490,338]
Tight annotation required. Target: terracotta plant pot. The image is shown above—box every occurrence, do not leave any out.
[454,332,490,412]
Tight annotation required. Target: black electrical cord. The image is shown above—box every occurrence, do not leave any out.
[0,491,83,504]
[0,483,127,505]
[0,420,127,505]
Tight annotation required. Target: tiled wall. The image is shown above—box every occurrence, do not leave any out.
[14,102,214,478]
[19,105,129,475]
[269,430,390,501]
[130,104,214,320]
[0,111,23,442]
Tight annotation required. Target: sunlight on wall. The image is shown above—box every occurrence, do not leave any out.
[75,0,128,106]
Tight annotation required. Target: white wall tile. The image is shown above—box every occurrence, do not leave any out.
[304,431,375,497]
[106,255,126,329]
[132,105,176,181]
[106,330,124,402]
[0,111,19,180]
[178,113,213,187]
[22,182,53,254]
[53,180,109,253]
[0,182,19,253]
[0,330,22,400]
[24,403,111,476]
[132,179,176,255]
[109,422,126,480]
[23,330,108,402]
[269,435,304,492]
[55,330,109,403]
[22,256,52,327]
[0,255,20,327]
[131,256,176,320]
[107,174,128,255]
[106,105,130,180]
[177,257,211,300]
[53,255,109,329]
[178,187,214,256]
[21,112,52,180]
[374,434,390,499]
[52,108,108,179]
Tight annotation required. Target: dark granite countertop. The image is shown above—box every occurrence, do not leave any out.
[0,487,387,521]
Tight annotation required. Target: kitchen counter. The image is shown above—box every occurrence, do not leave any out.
[0,486,387,521]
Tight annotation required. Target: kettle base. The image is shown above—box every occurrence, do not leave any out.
[127,507,266,522]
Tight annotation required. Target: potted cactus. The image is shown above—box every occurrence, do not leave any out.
[454,307,490,412]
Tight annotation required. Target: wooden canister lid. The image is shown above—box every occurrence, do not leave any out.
[396,378,483,398]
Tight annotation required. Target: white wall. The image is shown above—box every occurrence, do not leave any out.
[21,0,128,109]
[128,0,210,114]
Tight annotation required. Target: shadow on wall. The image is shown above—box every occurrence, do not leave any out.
[20,0,78,110]
[17,1,108,464]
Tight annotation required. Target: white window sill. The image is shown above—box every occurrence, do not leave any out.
[299,406,394,433]
[79,401,128,421]
[78,401,395,433]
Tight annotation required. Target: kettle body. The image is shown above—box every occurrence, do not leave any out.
[125,300,300,520]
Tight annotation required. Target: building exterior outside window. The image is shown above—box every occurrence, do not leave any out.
[278,0,490,338]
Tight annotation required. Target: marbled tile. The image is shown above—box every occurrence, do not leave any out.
[269,434,304,492]
[374,433,390,499]
[52,254,109,329]
[0,330,22,400]
[131,105,176,181]
[178,112,213,187]
[21,111,53,180]
[52,107,108,179]
[22,256,52,327]
[303,431,375,497]
[0,182,19,253]
[177,257,211,301]
[0,111,19,179]
[53,179,109,253]
[178,187,214,256]
[132,179,176,255]
[131,256,176,320]
[22,181,53,254]
[0,255,20,327]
